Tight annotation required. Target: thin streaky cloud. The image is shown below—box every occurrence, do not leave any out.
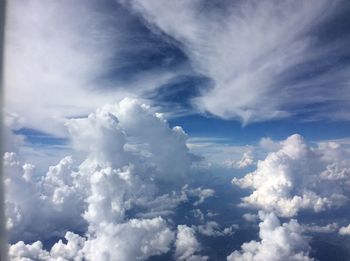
[123,0,350,124]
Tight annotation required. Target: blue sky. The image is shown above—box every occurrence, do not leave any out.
[4,0,350,260]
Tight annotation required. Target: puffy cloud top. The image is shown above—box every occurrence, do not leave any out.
[227,212,312,261]
[5,98,215,260]
[175,225,208,261]
[66,98,192,179]
[233,134,349,217]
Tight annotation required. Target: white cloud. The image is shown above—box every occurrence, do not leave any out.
[175,225,208,261]
[6,98,218,260]
[49,231,85,260]
[5,0,119,136]
[184,186,215,206]
[83,217,174,261]
[195,221,237,237]
[122,0,350,123]
[227,212,313,261]
[233,134,350,217]
[6,99,350,260]
[259,137,281,152]
[9,241,52,261]
[74,118,175,260]
[236,151,254,169]
[50,160,173,260]
[223,225,239,237]
[4,152,82,241]
[195,221,222,237]
[320,164,350,181]
[4,0,178,137]
[191,209,205,223]
[339,224,350,236]
[9,231,85,261]
[303,223,338,234]
[135,190,188,219]
[206,212,219,218]
[187,137,255,169]
[65,98,193,180]
[242,213,259,223]
[3,112,25,153]
[223,151,255,169]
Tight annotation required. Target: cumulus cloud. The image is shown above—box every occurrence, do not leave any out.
[65,98,193,180]
[195,221,237,237]
[175,225,208,261]
[6,1,350,259]
[223,151,255,169]
[4,152,84,242]
[184,186,215,206]
[236,151,254,169]
[83,217,174,261]
[9,231,85,261]
[6,98,215,260]
[9,241,53,261]
[121,0,350,123]
[7,105,349,259]
[227,212,312,261]
[339,224,350,236]
[233,134,350,217]
[191,209,205,223]
[8,157,175,260]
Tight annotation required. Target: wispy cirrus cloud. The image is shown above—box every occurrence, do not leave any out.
[122,0,350,124]
[4,0,184,137]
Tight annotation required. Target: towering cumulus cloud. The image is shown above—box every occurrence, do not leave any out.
[233,134,349,217]
[228,133,350,260]
[227,212,312,261]
[5,98,212,260]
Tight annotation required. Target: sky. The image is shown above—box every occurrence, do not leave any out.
[3,0,350,260]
